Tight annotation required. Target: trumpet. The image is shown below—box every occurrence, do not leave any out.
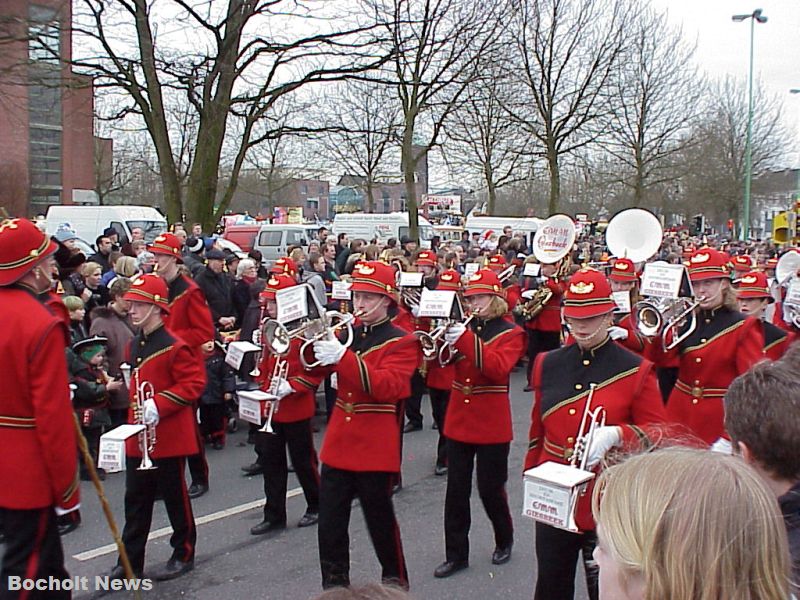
[400,286,422,309]
[632,296,703,351]
[300,311,358,369]
[260,351,289,434]
[437,314,476,366]
[569,383,606,471]
[120,363,157,471]
[250,305,267,378]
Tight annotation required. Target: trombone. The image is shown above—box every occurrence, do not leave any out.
[120,363,157,471]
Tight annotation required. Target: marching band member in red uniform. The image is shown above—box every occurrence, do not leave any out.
[110,274,207,581]
[434,269,526,578]
[310,261,421,590]
[0,218,80,598]
[646,248,764,446]
[425,268,462,477]
[736,270,795,360]
[606,258,646,354]
[487,254,521,318]
[525,268,668,600]
[250,274,323,536]
[148,233,215,499]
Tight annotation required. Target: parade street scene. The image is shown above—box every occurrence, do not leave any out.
[1,1,800,600]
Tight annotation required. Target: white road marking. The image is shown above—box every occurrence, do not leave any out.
[72,488,303,561]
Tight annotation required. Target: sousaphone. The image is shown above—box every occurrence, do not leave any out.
[605,208,663,264]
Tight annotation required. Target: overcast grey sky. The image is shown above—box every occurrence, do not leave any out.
[650,0,800,165]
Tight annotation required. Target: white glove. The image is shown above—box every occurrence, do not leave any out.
[272,377,294,399]
[252,329,261,345]
[584,426,622,468]
[444,323,466,345]
[313,338,347,366]
[608,326,628,341]
[710,437,733,455]
[55,503,81,516]
[143,398,160,426]
[411,304,421,318]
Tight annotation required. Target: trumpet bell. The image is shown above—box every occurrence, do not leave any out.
[263,320,291,355]
[634,302,663,337]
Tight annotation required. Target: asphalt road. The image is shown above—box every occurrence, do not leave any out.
[56,368,591,600]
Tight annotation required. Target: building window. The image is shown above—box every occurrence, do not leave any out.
[400,194,407,212]
[301,184,308,195]
[29,5,60,65]
[307,197,319,209]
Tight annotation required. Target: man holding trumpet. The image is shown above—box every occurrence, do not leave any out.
[309,260,421,590]
[525,268,668,600]
[250,273,323,536]
[109,274,206,581]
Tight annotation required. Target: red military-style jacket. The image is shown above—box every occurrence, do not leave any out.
[0,286,79,511]
[256,336,323,423]
[612,313,647,355]
[525,336,669,531]
[125,325,207,459]
[317,317,421,472]
[164,273,215,353]
[646,306,764,444]
[426,357,455,391]
[504,283,522,316]
[762,319,794,361]
[444,316,526,445]
[525,278,567,333]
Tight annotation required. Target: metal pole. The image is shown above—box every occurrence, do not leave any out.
[743,16,755,241]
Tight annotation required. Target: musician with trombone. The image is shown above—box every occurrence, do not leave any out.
[644,248,763,446]
[433,268,526,578]
[310,260,421,590]
[249,273,323,536]
[110,274,206,581]
[736,270,795,360]
[525,268,668,600]
[0,217,80,596]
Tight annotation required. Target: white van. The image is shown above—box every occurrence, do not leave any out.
[252,223,318,265]
[331,212,434,247]
[46,205,167,247]
[464,215,543,248]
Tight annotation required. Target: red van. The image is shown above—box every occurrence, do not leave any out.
[222,224,261,252]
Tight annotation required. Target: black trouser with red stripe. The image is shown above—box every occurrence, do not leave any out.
[404,370,426,428]
[429,387,450,468]
[318,465,408,590]
[0,507,69,599]
[256,419,320,523]
[119,456,196,574]
[534,522,598,600]
[444,440,513,563]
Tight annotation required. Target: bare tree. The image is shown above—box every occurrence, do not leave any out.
[507,0,630,214]
[603,7,701,208]
[367,0,504,239]
[318,80,400,213]
[68,0,390,228]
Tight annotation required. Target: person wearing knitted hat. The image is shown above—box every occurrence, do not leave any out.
[736,270,794,360]
[109,274,206,582]
[645,248,764,448]
[0,217,81,589]
[309,260,421,590]
[248,273,324,537]
[524,267,668,600]
[433,269,526,578]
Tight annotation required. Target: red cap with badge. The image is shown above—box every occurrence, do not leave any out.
[736,270,773,302]
[350,261,397,299]
[123,274,170,312]
[562,268,615,319]
[414,250,437,267]
[147,233,184,263]
[487,254,507,272]
[464,269,504,298]
[731,255,753,273]
[270,257,297,278]
[687,248,730,282]
[0,217,58,286]
[436,269,462,292]
[260,273,296,302]
[608,258,638,282]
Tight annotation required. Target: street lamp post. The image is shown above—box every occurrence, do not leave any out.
[791,89,800,203]
[732,8,767,241]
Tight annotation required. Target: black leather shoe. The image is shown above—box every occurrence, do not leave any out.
[391,483,402,495]
[250,520,286,536]
[297,512,319,528]
[434,464,448,477]
[241,462,263,476]
[434,560,468,578]
[211,441,224,450]
[402,422,422,433]
[523,386,533,393]
[57,512,81,536]
[492,545,512,565]
[109,565,143,580]
[57,521,80,536]
[187,483,208,499]
[152,558,194,581]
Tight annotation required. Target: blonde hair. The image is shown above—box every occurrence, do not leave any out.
[593,447,790,600]
[471,295,508,320]
[115,256,137,277]
[81,261,102,278]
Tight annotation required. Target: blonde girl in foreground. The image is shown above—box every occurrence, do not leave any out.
[592,447,791,600]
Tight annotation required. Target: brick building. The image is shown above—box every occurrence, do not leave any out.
[0,0,96,217]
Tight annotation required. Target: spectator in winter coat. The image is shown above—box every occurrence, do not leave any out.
[199,340,236,450]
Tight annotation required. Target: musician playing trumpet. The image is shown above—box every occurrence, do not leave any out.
[605,258,647,354]
[524,268,668,600]
[644,248,763,447]
[110,274,206,581]
[250,273,323,536]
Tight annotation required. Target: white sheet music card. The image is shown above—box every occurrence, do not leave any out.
[331,281,352,300]
[611,291,631,314]
[523,263,541,277]
[399,272,424,287]
[640,263,684,299]
[418,289,456,318]
[225,341,261,370]
[276,285,308,323]
[464,263,480,278]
